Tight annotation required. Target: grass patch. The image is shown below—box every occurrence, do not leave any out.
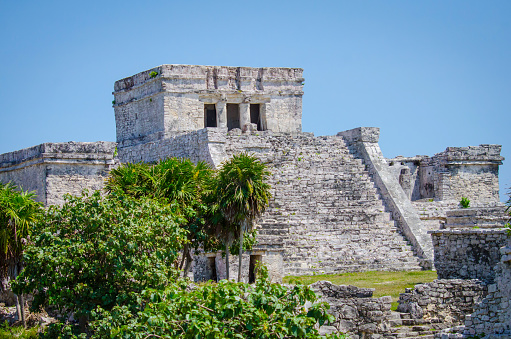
[284,270,437,311]
[0,322,40,338]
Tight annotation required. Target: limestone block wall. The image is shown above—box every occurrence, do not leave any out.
[113,64,304,145]
[397,279,487,325]
[423,145,503,204]
[444,206,509,230]
[311,280,394,338]
[0,142,117,206]
[461,246,511,338]
[430,229,511,283]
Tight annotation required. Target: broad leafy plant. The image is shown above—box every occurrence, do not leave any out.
[90,265,346,339]
[12,191,186,328]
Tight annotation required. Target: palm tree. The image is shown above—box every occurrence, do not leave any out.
[0,182,42,327]
[215,153,271,282]
[105,158,214,276]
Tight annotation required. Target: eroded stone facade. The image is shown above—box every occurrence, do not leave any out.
[0,142,117,206]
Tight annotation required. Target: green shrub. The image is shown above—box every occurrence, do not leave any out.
[89,266,346,339]
[460,196,470,208]
[149,71,158,78]
[13,191,186,323]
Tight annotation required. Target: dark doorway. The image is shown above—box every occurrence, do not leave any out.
[227,104,240,130]
[250,104,263,131]
[207,256,217,282]
[249,254,262,283]
[204,104,217,127]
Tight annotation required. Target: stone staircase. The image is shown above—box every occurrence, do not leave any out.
[241,134,422,276]
[385,311,451,339]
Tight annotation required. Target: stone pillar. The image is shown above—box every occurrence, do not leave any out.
[216,100,227,128]
[239,102,250,129]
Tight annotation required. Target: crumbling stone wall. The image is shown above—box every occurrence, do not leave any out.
[311,281,393,338]
[421,145,503,204]
[431,229,510,283]
[0,142,117,206]
[397,279,487,325]
[461,246,511,338]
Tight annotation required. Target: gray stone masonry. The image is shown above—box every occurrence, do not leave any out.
[444,206,509,230]
[430,229,511,283]
[397,279,488,326]
[224,130,422,276]
[338,127,433,269]
[113,64,304,146]
[436,246,511,339]
[421,145,503,204]
[0,142,117,206]
[310,280,394,338]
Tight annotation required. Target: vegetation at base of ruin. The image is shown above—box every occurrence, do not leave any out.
[460,196,470,208]
[12,191,186,330]
[0,182,43,328]
[0,321,39,338]
[149,71,158,78]
[284,270,438,310]
[214,153,271,282]
[83,266,345,339]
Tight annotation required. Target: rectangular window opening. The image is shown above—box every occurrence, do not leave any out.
[249,254,263,284]
[250,104,264,131]
[204,104,217,128]
[227,104,240,130]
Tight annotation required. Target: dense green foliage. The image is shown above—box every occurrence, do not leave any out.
[9,156,347,338]
[89,266,344,339]
[105,159,217,274]
[12,191,186,320]
[0,182,42,281]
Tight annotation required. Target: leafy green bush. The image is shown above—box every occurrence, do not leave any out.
[89,266,345,339]
[12,191,187,324]
[149,71,158,78]
[460,196,470,208]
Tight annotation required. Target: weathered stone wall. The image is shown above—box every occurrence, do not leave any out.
[444,206,508,230]
[461,246,511,338]
[311,281,393,338]
[431,229,511,283]
[397,279,488,325]
[113,65,304,145]
[0,142,117,206]
[423,145,503,204]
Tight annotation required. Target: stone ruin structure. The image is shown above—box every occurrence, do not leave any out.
[0,64,506,284]
[0,64,509,338]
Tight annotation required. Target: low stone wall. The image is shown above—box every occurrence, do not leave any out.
[461,246,511,338]
[311,281,393,338]
[431,229,510,283]
[445,206,508,230]
[397,279,487,325]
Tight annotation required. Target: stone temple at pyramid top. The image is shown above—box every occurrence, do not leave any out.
[113,64,304,145]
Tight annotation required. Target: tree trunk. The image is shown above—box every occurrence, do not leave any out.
[183,248,193,278]
[15,294,21,322]
[20,294,26,328]
[238,224,244,283]
[225,242,230,281]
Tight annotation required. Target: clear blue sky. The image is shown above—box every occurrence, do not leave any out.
[1,1,509,201]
